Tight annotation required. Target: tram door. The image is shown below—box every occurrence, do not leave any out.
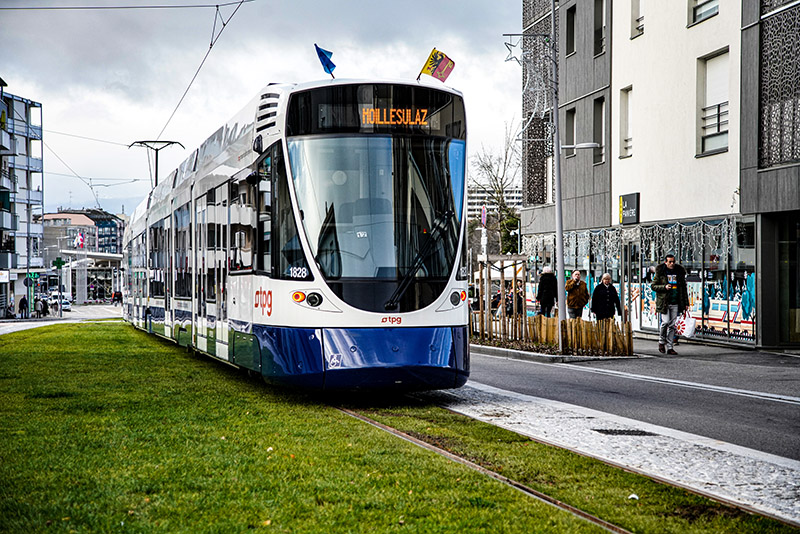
[194,196,208,353]
[216,183,229,359]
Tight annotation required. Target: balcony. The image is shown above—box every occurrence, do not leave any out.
[7,156,43,173]
[16,222,43,236]
[0,169,13,191]
[0,211,17,231]
[0,129,13,154]
[14,188,43,204]
[0,251,18,270]
[7,119,41,140]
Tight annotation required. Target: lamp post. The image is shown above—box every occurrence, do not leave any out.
[506,0,602,352]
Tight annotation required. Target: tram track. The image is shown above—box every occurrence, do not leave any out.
[337,406,634,534]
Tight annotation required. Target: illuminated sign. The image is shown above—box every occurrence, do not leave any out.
[361,107,428,126]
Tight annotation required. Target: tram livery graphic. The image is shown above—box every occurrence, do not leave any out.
[123,80,470,390]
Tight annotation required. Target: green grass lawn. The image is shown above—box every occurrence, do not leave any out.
[0,323,600,533]
[0,322,793,533]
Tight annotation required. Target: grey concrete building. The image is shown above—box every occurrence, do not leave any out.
[741,0,800,346]
[518,0,799,349]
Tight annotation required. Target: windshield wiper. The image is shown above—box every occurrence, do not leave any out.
[384,210,453,310]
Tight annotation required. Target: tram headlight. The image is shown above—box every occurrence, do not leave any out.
[292,291,306,303]
[450,292,461,306]
[306,292,323,307]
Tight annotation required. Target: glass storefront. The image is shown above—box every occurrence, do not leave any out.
[778,212,800,344]
[523,215,757,343]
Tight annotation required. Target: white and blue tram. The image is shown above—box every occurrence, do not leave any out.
[123,79,470,391]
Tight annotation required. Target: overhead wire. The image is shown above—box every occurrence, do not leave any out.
[0,1,253,11]
[155,0,247,140]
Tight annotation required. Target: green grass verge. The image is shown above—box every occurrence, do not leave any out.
[0,322,603,533]
[349,401,796,534]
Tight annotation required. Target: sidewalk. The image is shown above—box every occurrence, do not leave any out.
[426,382,800,526]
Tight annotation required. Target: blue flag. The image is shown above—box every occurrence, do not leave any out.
[314,44,336,77]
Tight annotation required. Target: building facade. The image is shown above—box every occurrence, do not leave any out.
[42,208,125,302]
[519,0,799,348]
[0,84,44,316]
[467,185,523,221]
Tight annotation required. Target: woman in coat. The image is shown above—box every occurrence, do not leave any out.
[536,267,557,317]
[590,273,622,320]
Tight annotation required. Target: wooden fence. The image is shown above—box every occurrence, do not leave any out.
[470,311,634,356]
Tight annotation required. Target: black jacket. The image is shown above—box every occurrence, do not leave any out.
[590,283,622,320]
[651,262,689,314]
[536,273,558,306]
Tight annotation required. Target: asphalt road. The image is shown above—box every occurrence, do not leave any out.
[469,348,800,461]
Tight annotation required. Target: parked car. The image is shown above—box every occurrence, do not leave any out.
[60,299,71,312]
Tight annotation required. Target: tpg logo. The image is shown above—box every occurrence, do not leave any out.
[381,316,402,325]
[254,288,272,316]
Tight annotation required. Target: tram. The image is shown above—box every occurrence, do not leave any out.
[123,79,470,391]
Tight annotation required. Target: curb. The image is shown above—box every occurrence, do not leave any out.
[470,343,645,363]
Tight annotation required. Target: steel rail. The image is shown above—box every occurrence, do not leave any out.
[338,406,633,534]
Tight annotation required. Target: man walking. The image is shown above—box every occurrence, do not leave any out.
[652,254,689,355]
[565,270,590,319]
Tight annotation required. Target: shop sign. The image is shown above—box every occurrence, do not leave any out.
[619,193,640,225]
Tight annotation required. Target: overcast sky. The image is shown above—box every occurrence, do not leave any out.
[3,0,521,216]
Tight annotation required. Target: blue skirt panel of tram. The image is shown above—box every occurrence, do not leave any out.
[250,325,469,391]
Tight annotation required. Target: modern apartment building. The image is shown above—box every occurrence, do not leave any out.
[519,0,799,348]
[0,82,44,315]
[467,185,523,221]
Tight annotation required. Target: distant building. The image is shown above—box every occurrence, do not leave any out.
[0,82,44,315]
[42,208,125,302]
[467,185,523,221]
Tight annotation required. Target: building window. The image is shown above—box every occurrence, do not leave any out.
[692,0,718,24]
[566,6,576,56]
[631,0,644,38]
[620,86,633,157]
[594,0,606,55]
[565,108,576,157]
[700,51,729,154]
[593,97,605,164]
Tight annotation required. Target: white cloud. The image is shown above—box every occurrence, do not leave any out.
[3,0,522,215]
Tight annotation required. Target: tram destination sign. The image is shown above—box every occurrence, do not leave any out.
[360,107,429,127]
[619,192,640,225]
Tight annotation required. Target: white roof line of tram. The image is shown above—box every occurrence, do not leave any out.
[276,77,464,97]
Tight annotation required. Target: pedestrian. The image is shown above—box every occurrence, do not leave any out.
[42,298,49,317]
[565,271,590,319]
[651,254,689,355]
[19,295,28,319]
[536,266,557,317]
[35,297,43,319]
[590,273,622,321]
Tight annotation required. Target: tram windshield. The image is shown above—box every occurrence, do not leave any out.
[288,135,465,282]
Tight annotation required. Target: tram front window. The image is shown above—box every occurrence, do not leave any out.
[288,135,465,311]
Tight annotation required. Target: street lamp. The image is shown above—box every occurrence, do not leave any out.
[506,3,602,352]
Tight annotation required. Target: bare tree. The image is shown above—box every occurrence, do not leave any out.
[470,122,522,254]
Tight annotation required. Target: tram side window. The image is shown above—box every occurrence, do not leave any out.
[230,180,256,271]
[272,142,312,280]
[257,152,272,274]
[148,220,166,297]
[174,203,192,298]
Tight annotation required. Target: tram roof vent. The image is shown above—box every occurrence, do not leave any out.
[256,92,281,133]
